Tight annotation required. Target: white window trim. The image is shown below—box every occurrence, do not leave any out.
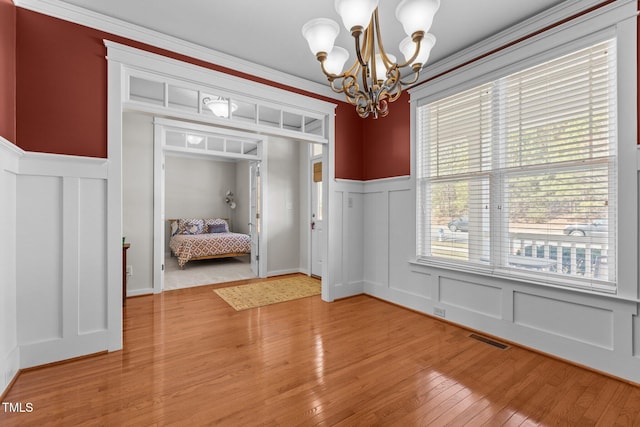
[409,0,638,300]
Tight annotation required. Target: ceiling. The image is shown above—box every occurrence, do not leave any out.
[54,0,568,89]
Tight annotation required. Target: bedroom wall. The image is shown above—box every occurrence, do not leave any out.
[266,137,301,276]
[165,155,237,232]
[122,112,154,293]
[235,160,250,236]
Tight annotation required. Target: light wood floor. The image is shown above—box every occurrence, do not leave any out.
[2,276,639,426]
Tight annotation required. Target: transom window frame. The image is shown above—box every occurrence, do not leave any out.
[409,1,638,299]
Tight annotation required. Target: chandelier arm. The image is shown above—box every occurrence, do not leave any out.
[353,28,368,67]
[360,45,371,95]
[382,67,402,95]
[372,9,394,69]
[395,33,425,69]
[341,75,367,106]
[319,59,349,81]
[385,85,403,103]
[398,67,422,86]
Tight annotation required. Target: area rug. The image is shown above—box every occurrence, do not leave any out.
[213,275,321,311]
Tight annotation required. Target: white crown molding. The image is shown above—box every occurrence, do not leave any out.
[13,0,342,102]
[413,0,628,88]
[410,0,636,100]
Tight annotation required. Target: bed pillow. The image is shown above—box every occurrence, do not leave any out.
[205,218,229,233]
[208,223,227,233]
[178,218,204,235]
[170,220,179,237]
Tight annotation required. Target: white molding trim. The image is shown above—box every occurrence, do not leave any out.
[0,137,24,158]
[414,0,627,88]
[19,152,109,178]
[13,0,341,101]
[412,1,637,101]
[106,41,336,117]
[266,268,305,277]
[127,288,154,298]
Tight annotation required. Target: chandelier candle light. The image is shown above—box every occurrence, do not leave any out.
[302,0,439,118]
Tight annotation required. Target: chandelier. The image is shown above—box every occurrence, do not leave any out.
[302,0,439,118]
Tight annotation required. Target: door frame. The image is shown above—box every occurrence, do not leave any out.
[309,149,324,277]
[106,41,337,349]
[153,118,268,293]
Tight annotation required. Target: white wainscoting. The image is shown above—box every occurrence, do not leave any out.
[359,175,640,384]
[328,180,365,300]
[0,138,22,396]
[16,153,111,368]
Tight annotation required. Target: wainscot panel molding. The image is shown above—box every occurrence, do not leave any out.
[16,152,112,368]
[361,176,640,384]
[329,180,365,300]
[0,137,22,396]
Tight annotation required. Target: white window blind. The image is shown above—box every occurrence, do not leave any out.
[417,39,617,292]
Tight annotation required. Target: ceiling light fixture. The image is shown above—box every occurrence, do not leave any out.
[186,134,204,145]
[203,97,238,118]
[302,0,439,119]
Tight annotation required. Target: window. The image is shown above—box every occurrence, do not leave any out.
[417,39,617,292]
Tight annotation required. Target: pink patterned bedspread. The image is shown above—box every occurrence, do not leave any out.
[170,232,251,268]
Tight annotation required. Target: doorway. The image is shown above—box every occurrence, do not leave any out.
[152,118,267,293]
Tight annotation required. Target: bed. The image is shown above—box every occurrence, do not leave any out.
[169,218,251,268]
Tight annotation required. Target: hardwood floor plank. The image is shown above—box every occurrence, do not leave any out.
[0,279,638,426]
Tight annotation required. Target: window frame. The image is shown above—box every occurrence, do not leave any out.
[409,1,637,299]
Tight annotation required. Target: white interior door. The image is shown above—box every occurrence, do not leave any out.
[311,158,323,277]
[249,162,261,276]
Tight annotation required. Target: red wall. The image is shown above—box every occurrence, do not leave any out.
[15,9,364,176]
[334,103,364,180]
[362,92,411,179]
[0,0,16,143]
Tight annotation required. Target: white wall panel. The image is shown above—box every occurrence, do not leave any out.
[328,181,365,300]
[363,191,387,287]
[513,291,614,349]
[17,175,63,345]
[406,270,432,300]
[78,179,108,333]
[16,153,111,368]
[346,192,364,287]
[0,139,21,396]
[439,277,502,319]
[388,189,417,294]
[633,313,640,358]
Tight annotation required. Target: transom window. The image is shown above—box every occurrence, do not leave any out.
[416,39,617,292]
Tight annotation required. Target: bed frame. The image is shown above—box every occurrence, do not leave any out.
[168,218,250,268]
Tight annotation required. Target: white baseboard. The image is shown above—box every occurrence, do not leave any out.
[266,268,305,277]
[0,345,20,398]
[126,288,154,297]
